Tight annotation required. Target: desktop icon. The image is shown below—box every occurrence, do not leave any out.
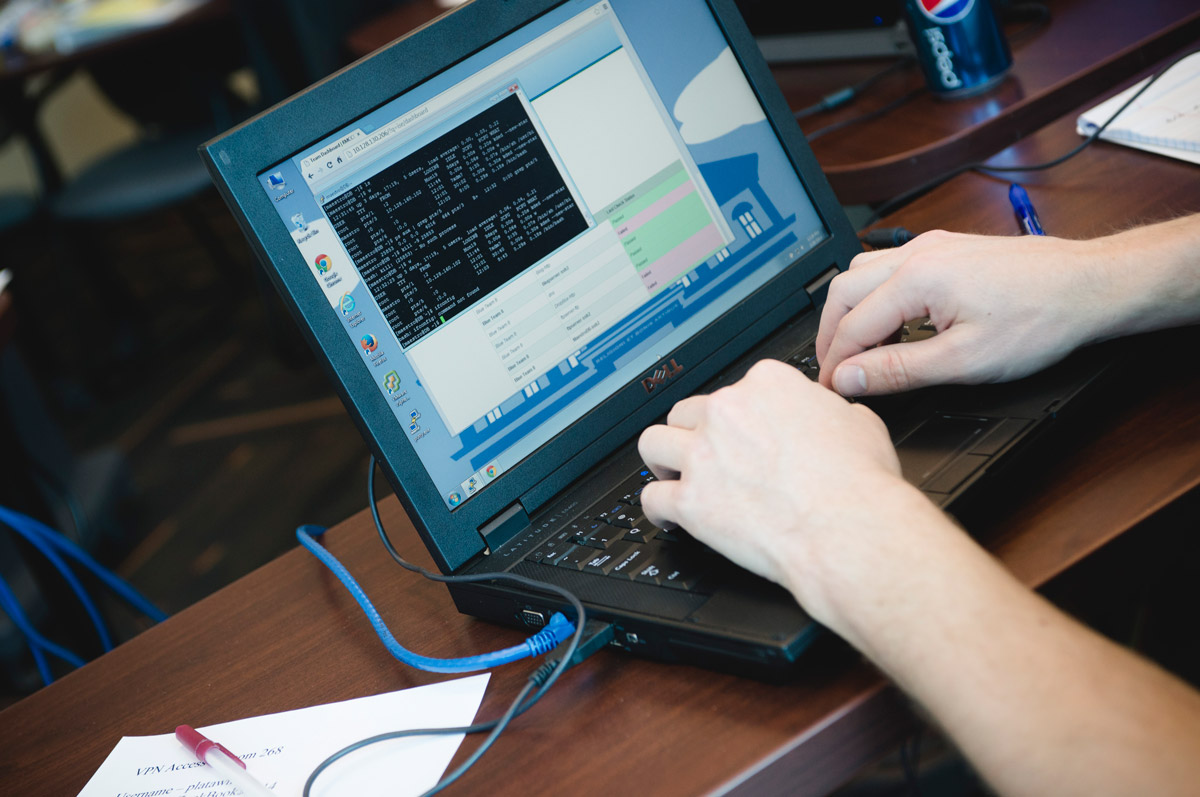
[448,492,462,507]
[383,371,401,393]
[314,254,332,273]
[291,213,307,231]
[340,293,356,314]
[268,172,286,190]
[360,334,378,352]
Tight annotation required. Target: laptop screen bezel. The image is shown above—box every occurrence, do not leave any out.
[201,0,861,572]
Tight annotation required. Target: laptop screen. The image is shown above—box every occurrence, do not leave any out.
[257,0,827,511]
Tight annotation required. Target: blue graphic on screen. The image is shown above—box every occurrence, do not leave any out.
[260,0,827,509]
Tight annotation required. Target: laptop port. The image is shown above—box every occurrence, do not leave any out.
[520,609,547,628]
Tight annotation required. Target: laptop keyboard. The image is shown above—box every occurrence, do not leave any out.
[523,323,993,588]
[526,468,718,593]
[521,341,825,593]
[782,316,935,383]
[784,342,821,381]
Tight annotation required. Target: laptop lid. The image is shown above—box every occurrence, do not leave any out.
[201,0,861,573]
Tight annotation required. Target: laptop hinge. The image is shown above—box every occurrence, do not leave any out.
[479,502,530,552]
[804,264,839,304]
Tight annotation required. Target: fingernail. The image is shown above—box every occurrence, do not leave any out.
[834,364,866,397]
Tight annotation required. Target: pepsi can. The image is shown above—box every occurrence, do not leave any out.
[905,0,1012,98]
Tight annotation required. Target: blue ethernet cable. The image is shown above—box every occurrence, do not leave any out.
[296,525,575,673]
[0,509,113,651]
[0,570,86,684]
[0,505,167,623]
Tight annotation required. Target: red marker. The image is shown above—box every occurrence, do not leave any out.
[175,725,277,796]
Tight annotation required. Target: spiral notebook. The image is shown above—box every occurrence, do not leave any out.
[1076,51,1200,165]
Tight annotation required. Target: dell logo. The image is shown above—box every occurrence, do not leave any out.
[642,359,684,394]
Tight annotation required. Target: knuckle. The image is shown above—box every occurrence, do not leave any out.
[899,249,935,275]
[704,386,743,424]
[636,424,659,454]
[874,347,914,392]
[930,333,975,381]
[826,270,852,303]
[744,358,784,385]
[853,402,888,435]
[917,228,953,245]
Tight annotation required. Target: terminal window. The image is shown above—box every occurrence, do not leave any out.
[323,93,588,349]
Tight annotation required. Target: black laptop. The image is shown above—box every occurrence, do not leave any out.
[201,0,1108,678]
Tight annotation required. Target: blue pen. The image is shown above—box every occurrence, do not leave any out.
[1008,183,1045,235]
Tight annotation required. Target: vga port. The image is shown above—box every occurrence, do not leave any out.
[520,609,547,628]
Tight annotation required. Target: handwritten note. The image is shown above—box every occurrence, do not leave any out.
[77,674,490,797]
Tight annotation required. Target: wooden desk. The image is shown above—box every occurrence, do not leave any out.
[782,0,1200,202]
[344,0,1200,205]
[2,47,1198,797]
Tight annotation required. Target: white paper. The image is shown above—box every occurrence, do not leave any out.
[77,674,490,797]
[1077,51,1200,164]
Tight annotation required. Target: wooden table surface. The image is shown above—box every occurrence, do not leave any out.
[2,30,1199,797]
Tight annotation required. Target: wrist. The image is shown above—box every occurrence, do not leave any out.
[1072,217,1200,343]
[773,476,949,648]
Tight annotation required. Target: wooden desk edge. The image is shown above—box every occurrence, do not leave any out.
[826,11,1200,203]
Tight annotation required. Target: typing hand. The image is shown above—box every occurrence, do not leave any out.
[637,360,925,629]
[815,230,1104,397]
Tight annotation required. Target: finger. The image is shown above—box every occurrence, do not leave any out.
[831,329,977,396]
[846,246,895,268]
[815,258,905,374]
[640,479,684,528]
[665,394,708,430]
[820,273,936,392]
[637,424,694,480]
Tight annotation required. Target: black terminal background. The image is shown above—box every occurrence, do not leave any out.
[324,94,588,349]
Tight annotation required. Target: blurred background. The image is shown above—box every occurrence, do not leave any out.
[0,0,426,700]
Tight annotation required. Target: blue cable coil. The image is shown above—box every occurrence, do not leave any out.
[0,504,168,685]
[296,525,575,673]
[0,572,85,682]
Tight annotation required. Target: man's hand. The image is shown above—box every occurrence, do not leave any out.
[816,230,1110,397]
[819,214,1200,398]
[637,359,931,630]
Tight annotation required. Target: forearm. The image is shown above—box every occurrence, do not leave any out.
[789,485,1200,796]
[1077,214,1200,344]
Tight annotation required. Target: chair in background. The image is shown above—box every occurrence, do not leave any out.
[45,8,255,367]
[238,0,410,100]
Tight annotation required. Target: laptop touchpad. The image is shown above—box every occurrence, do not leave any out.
[894,415,1028,494]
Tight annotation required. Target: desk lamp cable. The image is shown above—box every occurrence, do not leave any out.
[298,455,613,796]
